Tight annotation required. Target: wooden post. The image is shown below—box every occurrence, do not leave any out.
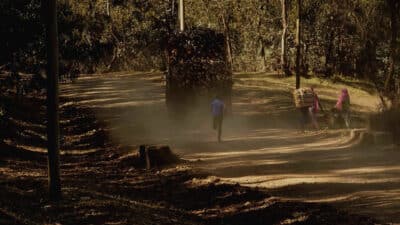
[42,0,61,200]
[295,0,301,89]
[179,0,185,31]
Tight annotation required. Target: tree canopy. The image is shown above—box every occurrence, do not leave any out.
[0,0,399,103]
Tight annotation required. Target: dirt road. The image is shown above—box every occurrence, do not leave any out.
[62,72,400,223]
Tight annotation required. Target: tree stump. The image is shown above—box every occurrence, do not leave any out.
[139,145,181,169]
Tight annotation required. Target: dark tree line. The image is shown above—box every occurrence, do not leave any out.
[1,0,399,105]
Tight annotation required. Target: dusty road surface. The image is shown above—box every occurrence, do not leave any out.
[62,72,400,223]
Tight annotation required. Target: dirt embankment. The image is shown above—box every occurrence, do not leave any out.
[0,80,379,224]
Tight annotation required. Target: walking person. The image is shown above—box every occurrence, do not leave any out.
[309,86,322,129]
[335,88,351,128]
[296,86,322,131]
[211,95,225,142]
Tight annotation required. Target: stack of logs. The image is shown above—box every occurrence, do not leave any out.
[165,28,233,116]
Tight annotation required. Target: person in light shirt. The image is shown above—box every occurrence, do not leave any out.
[211,94,225,142]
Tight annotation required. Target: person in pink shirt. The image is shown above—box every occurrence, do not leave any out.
[335,88,351,128]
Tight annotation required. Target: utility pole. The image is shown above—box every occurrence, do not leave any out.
[179,0,185,31]
[42,0,61,200]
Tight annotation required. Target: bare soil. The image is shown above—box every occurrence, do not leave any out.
[0,72,389,224]
[62,72,399,223]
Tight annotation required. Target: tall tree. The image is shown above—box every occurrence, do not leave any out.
[42,0,61,200]
[202,0,235,71]
[280,0,289,76]
[179,0,185,31]
[295,0,302,88]
[106,0,110,16]
[221,13,234,71]
[384,0,399,100]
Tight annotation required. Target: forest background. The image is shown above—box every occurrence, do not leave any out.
[1,0,399,104]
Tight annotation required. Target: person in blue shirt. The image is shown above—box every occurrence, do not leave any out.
[211,94,225,142]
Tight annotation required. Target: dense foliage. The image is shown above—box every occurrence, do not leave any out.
[0,0,175,74]
[0,0,399,103]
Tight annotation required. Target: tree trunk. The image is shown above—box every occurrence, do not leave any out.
[324,29,335,77]
[106,0,110,16]
[281,0,289,76]
[263,47,268,72]
[222,16,234,71]
[178,0,185,32]
[42,0,61,200]
[170,0,177,30]
[295,0,301,88]
[302,42,309,76]
[384,0,398,98]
